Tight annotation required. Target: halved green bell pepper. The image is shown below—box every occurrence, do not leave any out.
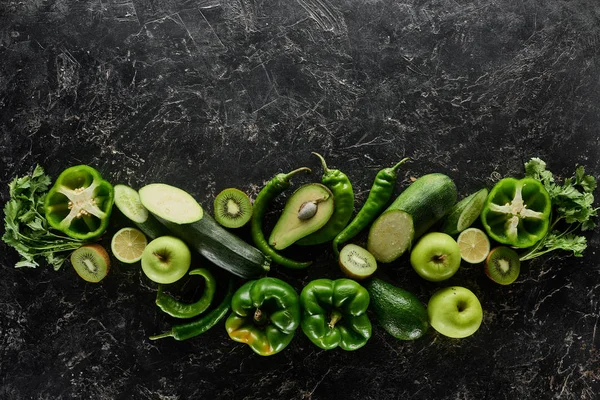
[225,277,300,356]
[44,165,114,240]
[480,177,551,248]
[300,278,371,351]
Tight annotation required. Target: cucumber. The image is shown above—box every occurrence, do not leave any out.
[365,277,428,341]
[367,173,457,263]
[441,187,488,236]
[139,183,270,279]
[113,184,168,239]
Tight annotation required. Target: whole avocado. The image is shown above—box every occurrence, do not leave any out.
[365,277,429,340]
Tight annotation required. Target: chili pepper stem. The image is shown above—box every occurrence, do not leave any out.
[389,157,410,173]
[281,167,312,181]
[148,330,175,340]
[312,152,330,173]
[328,310,343,329]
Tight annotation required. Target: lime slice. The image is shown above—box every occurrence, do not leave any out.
[442,188,489,235]
[457,227,490,264]
[111,227,148,264]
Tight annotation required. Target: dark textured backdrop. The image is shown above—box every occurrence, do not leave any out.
[1,0,599,398]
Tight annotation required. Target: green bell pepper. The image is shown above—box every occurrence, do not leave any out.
[44,165,114,240]
[225,277,300,356]
[300,278,371,351]
[480,177,551,248]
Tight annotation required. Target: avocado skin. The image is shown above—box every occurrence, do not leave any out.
[365,277,429,340]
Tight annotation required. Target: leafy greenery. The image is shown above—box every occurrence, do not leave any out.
[521,158,598,261]
[2,165,85,270]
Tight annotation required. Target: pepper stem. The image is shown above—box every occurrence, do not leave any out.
[389,157,410,173]
[281,167,312,181]
[312,152,329,173]
[328,310,343,329]
[254,308,268,326]
[148,330,175,340]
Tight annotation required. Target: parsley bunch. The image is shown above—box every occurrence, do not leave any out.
[520,158,598,261]
[2,165,85,270]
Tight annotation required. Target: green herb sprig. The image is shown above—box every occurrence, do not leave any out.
[2,165,85,270]
[520,158,598,261]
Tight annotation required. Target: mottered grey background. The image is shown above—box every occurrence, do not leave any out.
[1,0,599,398]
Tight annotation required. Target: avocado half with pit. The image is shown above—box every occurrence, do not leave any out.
[269,183,335,250]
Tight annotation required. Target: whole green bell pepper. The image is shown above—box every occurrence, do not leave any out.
[44,165,114,240]
[480,177,551,248]
[225,277,300,356]
[300,278,371,351]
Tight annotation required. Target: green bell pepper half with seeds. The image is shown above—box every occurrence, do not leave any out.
[480,177,551,248]
[44,165,114,240]
[225,277,301,356]
[300,278,371,351]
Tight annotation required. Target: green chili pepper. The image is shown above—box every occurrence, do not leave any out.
[300,278,371,351]
[296,153,355,246]
[480,177,551,248]
[225,277,301,356]
[149,279,234,341]
[155,268,216,319]
[332,158,410,255]
[44,165,114,240]
[250,167,313,269]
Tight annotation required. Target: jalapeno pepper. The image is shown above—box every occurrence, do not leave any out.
[480,177,551,248]
[250,167,313,269]
[149,278,234,341]
[225,277,301,356]
[332,158,410,255]
[300,278,371,351]
[155,268,216,319]
[44,165,114,240]
[296,153,355,246]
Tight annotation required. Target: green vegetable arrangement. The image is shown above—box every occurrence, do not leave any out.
[2,156,598,356]
[3,165,87,270]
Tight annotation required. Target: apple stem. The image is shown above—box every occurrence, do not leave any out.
[153,251,165,262]
[434,254,447,263]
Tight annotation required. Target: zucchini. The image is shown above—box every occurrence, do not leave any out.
[367,173,457,263]
[113,184,168,239]
[139,183,270,279]
[364,277,428,340]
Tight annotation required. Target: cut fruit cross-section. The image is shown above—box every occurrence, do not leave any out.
[456,228,490,264]
[111,227,148,264]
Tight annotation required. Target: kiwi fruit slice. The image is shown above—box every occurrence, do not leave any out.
[213,188,253,228]
[339,244,377,280]
[70,244,111,283]
[484,246,520,285]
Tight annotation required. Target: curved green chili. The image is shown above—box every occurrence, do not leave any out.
[296,153,355,246]
[251,167,313,269]
[332,157,410,256]
[149,279,234,341]
[155,268,216,319]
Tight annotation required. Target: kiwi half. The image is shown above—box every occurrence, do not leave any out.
[70,244,111,283]
[213,188,253,228]
[339,244,377,280]
[484,246,520,285]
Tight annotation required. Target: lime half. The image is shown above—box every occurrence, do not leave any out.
[457,227,490,264]
[111,227,147,264]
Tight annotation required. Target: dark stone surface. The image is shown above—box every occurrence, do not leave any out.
[1,0,599,398]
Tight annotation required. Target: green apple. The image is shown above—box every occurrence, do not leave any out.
[141,236,191,284]
[410,232,461,282]
[427,286,483,338]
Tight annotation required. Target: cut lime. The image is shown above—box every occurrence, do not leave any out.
[457,227,490,264]
[441,188,489,235]
[111,227,148,264]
